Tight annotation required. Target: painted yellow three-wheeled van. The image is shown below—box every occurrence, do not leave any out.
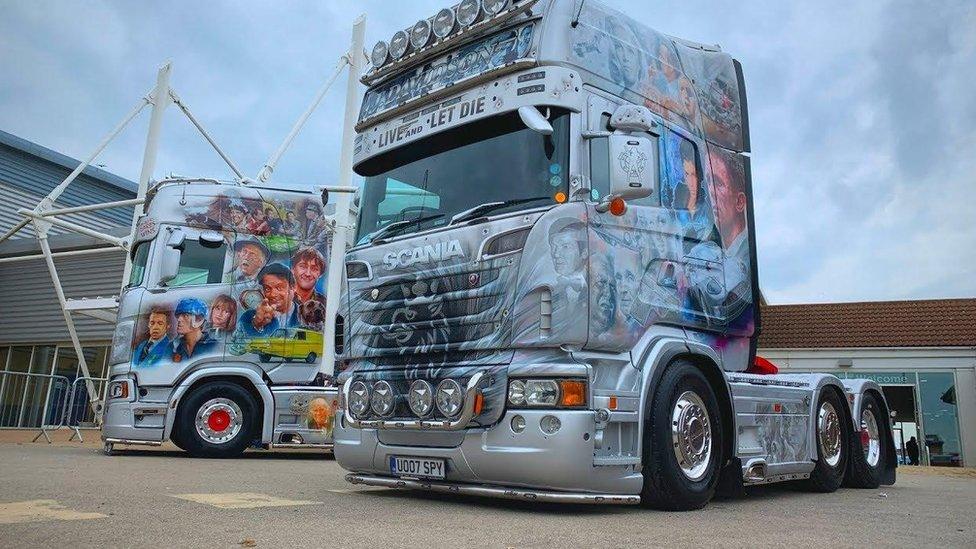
[246,328,324,363]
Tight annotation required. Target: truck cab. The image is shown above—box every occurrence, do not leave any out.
[102,179,347,456]
[335,0,895,508]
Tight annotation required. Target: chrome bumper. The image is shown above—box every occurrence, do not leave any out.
[342,371,485,431]
[346,473,640,505]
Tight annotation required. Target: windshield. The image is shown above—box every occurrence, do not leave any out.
[355,109,570,245]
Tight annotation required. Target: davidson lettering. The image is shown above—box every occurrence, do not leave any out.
[383,240,465,270]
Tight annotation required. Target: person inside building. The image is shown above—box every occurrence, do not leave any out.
[907,436,920,465]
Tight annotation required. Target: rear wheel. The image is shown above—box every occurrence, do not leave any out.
[176,381,259,458]
[641,360,723,511]
[802,389,849,492]
[845,392,888,488]
[305,352,317,364]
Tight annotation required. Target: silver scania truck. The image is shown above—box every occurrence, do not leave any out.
[335,0,896,509]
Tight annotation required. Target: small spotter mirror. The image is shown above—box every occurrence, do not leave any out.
[199,231,225,248]
[517,106,553,136]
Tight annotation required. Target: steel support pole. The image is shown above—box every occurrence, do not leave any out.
[122,62,171,285]
[36,233,100,421]
[320,15,365,378]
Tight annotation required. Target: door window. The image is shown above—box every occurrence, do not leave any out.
[170,238,228,287]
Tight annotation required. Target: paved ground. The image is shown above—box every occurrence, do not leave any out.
[0,431,974,548]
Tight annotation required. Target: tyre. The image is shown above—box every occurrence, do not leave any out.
[802,388,850,492]
[169,426,189,452]
[641,360,723,511]
[845,392,888,488]
[175,381,259,458]
[305,352,317,364]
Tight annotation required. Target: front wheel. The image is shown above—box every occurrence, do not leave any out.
[641,360,723,511]
[802,389,850,492]
[175,381,259,458]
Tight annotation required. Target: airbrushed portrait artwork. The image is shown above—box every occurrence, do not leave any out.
[131,189,335,369]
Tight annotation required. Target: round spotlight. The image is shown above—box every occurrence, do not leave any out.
[435,379,464,417]
[456,0,482,27]
[370,380,396,417]
[410,19,433,50]
[432,8,457,39]
[508,380,526,406]
[540,414,562,435]
[511,414,526,433]
[348,380,370,418]
[389,30,410,60]
[482,0,510,17]
[407,379,434,417]
[370,40,390,69]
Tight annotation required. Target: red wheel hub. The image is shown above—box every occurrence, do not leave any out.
[207,409,231,432]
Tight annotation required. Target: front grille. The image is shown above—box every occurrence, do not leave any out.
[350,263,514,356]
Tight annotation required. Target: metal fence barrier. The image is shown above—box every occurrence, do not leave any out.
[0,371,106,443]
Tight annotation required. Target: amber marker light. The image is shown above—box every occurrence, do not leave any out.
[608,395,618,410]
[554,191,567,203]
[558,380,587,407]
[473,391,485,415]
[608,196,627,216]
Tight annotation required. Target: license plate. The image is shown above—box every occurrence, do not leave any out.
[390,456,446,479]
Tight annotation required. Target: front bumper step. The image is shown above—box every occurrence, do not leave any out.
[345,473,640,505]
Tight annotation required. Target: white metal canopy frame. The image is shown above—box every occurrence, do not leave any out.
[0,14,367,424]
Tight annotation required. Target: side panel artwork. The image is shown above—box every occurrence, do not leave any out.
[568,0,746,152]
[129,185,336,389]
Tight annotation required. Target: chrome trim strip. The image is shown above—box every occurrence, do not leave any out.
[345,473,641,505]
[268,443,334,449]
[102,437,162,447]
[343,371,484,431]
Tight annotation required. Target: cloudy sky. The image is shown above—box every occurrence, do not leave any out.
[1,0,973,304]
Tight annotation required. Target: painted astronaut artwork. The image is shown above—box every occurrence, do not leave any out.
[130,188,334,371]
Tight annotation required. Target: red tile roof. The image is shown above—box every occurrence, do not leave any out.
[758,299,976,348]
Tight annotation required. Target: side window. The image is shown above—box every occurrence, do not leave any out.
[127,241,151,287]
[169,238,227,287]
[663,133,706,213]
[588,113,612,201]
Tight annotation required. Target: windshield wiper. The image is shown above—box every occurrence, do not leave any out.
[368,213,445,244]
[450,196,552,226]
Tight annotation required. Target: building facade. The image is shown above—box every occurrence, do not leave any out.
[759,299,976,467]
[0,130,135,428]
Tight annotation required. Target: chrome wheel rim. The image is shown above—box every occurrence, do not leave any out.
[671,391,712,481]
[860,408,881,467]
[195,398,243,444]
[818,401,842,467]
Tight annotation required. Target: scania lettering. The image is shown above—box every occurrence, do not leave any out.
[336,0,896,509]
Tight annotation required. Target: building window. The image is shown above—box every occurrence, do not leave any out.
[918,372,962,467]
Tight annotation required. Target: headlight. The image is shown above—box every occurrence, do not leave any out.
[370,40,390,69]
[407,379,434,416]
[348,380,371,418]
[507,379,588,408]
[508,379,526,406]
[370,380,396,417]
[432,8,456,39]
[482,0,510,17]
[410,19,432,50]
[435,379,464,417]
[524,380,558,406]
[110,321,134,364]
[389,30,410,61]
[456,0,481,27]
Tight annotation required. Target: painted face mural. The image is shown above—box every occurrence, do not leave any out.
[570,1,746,151]
[131,188,335,371]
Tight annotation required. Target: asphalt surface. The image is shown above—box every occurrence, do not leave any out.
[0,438,974,548]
